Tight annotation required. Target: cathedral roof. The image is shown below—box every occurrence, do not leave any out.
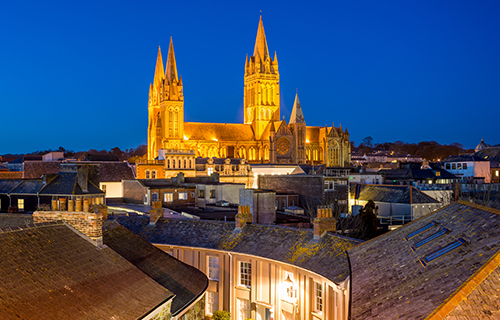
[253,15,269,62]
[184,122,255,141]
[289,93,305,124]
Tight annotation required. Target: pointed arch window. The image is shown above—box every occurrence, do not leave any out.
[249,147,256,161]
[169,110,173,137]
[184,159,186,169]
[264,145,269,161]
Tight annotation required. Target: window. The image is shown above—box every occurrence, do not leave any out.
[167,159,170,169]
[18,199,24,211]
[445,163,451,170]
[191,192,195,198]
[463,163,468,170]
[207,256,219,281]
[208,167,214,175]
[410,228,449,251]
[146,171,150,179]
[179,192,187,200]
[189,159,192,169]
[173,160,176,169]
[238,299,251,320]
[452,163,456,170]
[496,171,499,177]
[457,163,462,170]
[435,171,441,177]
[184,159,186,168]
[164,193,173,202]
[239,261,251,288]
[314,282,323,313]
[207,291,219,315]
[102,184,107,193]
[404,220,438,241]
[419,238,467,267]
[152,193,158,202]
[199,190,205,198]
[152,170,156,179]
[210,190,216,199]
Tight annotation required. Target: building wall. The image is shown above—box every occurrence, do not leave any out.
[258,175,324,200]
[123,180,148,204]
[149,187,196,207]
[100,182,123,198]
[349,173,384,185]
[239,189,276,225]
[155,245,349,320]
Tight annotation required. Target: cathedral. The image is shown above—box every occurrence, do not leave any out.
[147,16,350,167]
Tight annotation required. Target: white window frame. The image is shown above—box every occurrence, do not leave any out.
[206,291,219,315]
[207,256,219,281]
[164,193,173,202]
[239,261,251,288]
[179,192,187,200]
[237,298,251,320]
[314,281,323,314]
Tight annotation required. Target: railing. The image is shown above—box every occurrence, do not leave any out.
[460,183,500,192]
[377,215,411,225]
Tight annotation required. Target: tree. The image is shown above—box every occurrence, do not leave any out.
[356,200,379,240]
[362,136,373,148]
[211,310,231,320]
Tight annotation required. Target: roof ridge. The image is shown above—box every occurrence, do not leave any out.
[457,199,500,216]
[0,220,64,234]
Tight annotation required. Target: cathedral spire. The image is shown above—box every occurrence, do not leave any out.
[289,92,305,124]
[253,15,269,62]
[165,36,178,82]
[153,46,164,86]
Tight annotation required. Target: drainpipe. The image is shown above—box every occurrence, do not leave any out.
[228,251,233,316]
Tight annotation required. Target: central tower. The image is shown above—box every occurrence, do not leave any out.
[244,16,280,140]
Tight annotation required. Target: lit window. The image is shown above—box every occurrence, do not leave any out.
[152,170,156,179]
[179,192,187,200]
[102,185,107,193]
[435,171,441,177]
[18,199,24,211]
[496,171,499,177]
[207,256,219,281]
[208,167,214,175]
[457,163,462,170]
[314,282,323,313]
[207,291,219,315]
[199,190,205,198]
[238,299,251,320]
[239,261,251,288]
[164,193,173,202]
[210,190,216,198]
[146,171,150,179]
[452,163,456,170]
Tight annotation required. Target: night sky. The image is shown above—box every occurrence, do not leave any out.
[1,0,499,154]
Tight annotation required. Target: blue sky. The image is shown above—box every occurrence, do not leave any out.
[1,0,499,154]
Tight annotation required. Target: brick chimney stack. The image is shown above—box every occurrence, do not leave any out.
[313,206,336,239]
[33,197,107,246]
[149,201,164,225]
[235,205,253,230]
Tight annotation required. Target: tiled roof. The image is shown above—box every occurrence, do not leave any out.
[351,184,440,204]
[348,201,500,320]
[98,162,135,182]
[184,122,255,141]
[0,214,33,229]
[103,221,208,315]
[0,222,173,319]
[116,217,361,284]
[23,161,61,179]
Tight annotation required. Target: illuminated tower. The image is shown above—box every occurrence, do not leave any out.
[244,16,280,140]
[147,37,184,160]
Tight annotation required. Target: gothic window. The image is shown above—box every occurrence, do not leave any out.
[239,147,246,159]
[251,88,255,106]
[313,148,319,161]
[173,110,179,137]
[249,147,256,161]
[306,147,311,160]
[184,159,186,168]
[189,159,192,169]
[167,159,170,169]
[270,87,274,105]
[168,110,173,137]
[264,145,269,161]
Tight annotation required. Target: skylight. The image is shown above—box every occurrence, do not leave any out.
[410,228,450,252]
[404,220,439,241]
[419,238,467,267]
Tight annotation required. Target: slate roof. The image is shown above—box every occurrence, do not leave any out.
[444,154,489,162]
[103,221,208,315]
[348,201,500,320]
[39,172,104,196]
[116,217,361,284]
[23,161,61,179]
[184,122,255,141]
[9,155,42,164]
[384,168,457,180]
[476,146,500,162]
[84,154,120,161]
[351,184,440,204]
[9,179,45,194]
[0,180,23,193]
[0,214,32,229]
[0,221,173,320]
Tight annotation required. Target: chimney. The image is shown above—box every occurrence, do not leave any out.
[149,201,164,225]
[313,206,336,239]
[77,165,89,193]
[33,196,107,246]
[235,205,252,230]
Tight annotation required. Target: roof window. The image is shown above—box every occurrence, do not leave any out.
[404,220,438,241]
[419,238,467,267]
[410,228,450,252]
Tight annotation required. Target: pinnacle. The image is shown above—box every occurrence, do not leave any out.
[289,92,305,124]
[253,15,269,62]
[153,46,164,85]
